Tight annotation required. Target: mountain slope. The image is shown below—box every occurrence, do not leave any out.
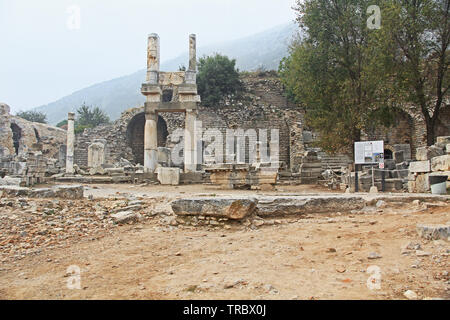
[34,22,297,125]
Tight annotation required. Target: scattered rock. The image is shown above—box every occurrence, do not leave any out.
[404,290,418,300]
[417,224,450,241]
[368,252,381,259]
[110,211,140,224]
[415,250,431,257]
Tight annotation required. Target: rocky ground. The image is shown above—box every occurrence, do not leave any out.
[0,183,448,300]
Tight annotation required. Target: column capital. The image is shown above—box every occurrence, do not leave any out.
[68,112,75,121]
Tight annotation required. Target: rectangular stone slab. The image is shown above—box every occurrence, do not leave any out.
[171,197,258,220]
[0,185,84,199]
[256,196,366,217]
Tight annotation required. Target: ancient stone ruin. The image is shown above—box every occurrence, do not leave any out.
[1,34,449,192]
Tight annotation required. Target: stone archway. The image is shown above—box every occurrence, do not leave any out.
[126,112,168,165]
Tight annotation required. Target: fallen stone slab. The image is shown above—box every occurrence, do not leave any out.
[110,211,140,224]
[417,224,449,240]
[256,196,366,217]
[171,197,258,220]
[0,185,84,199]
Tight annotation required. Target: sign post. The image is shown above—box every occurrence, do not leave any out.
[354,141,384,192]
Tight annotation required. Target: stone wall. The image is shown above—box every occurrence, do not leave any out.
[73,72,305,170]
[0,103,14,157]
[0,103,66,159]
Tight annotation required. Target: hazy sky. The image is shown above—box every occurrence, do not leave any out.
[0,0,296,113]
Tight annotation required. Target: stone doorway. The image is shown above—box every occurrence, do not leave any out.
[126,112,168,165]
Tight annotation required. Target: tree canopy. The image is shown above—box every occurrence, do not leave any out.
[280,0,449,152]
[197,54,244,107]
[280,0,398,154]
[16,110,47,124]
[75,103,110,133]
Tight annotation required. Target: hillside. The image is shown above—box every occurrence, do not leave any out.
[33,22,298,125]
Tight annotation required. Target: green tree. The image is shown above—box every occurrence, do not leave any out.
[75,103,110,133]
[279,0,398,154]
[56,119,68,128]
[373,0,449,146]
[16,110,47,124]
[197,54,243,107]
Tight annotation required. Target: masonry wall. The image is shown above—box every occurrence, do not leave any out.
[73,73,305,169]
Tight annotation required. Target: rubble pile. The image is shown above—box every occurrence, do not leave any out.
[408,136,450,193]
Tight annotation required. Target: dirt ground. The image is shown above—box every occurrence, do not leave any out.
[0,183,448,300]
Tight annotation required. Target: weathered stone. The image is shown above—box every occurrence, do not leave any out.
[446,144,450,154]
[155,167,180,185]
[409,161,430,173]
[87,142,105,168]
[404,290,418,300]
[436,136,450,148]
[407,180,416,193]
[111,211,140,224]
[417,224,449,240]
[415,173,430,193]
[66,113,75,175]
[0,176,22,186]
[256,196,366,217]
[393,150,404,163]
[171,197,257,220]
[0,185,83,199]
[416,146,444,161]
[431,155,450,172]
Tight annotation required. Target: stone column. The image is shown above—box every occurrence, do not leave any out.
[189,34,196,71]
[146,33,160,84]
[144,111,158,172]
[66,112,75,175]
[184,109,198,172]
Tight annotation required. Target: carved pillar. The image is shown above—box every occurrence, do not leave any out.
[146,33,160,84]
[66,112,75,174]
[184,109,198,172]
[189,34,196,71]
[144,111,158,173]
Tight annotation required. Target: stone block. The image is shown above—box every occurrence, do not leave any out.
[446,144,450,154]
[171,197,257,220]
[431,155,450,172]
[0,185,84,199]
[415,173,430,193]
[407,181,416,193]
[393,144,412,160]
[0,176,22,186]
[393,150,404,163]
[111,211,140,224]
[416,146,444,161]
[436,136,450,148]
[87,142,105,168]
[256,196,366,217]
[409,161,430,173]
[155,167,180,185]
[417,224,449,240]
